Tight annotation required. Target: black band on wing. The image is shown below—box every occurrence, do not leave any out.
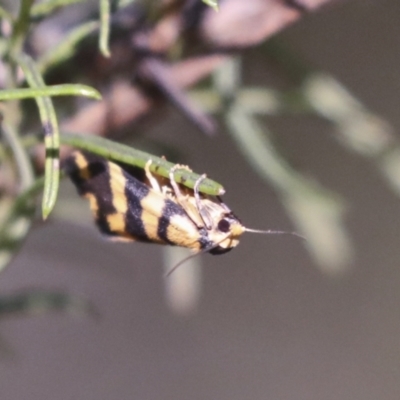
[157,199,187,244]
[124,169,151,241]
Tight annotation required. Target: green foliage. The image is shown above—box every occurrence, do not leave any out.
[0,0,399,318]
[0,1,105,259]
[0,1,225,316]
[0,0,111,317]
[60,133,225,195]
[202,0,219,11]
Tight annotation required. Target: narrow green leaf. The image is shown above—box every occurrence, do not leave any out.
[10,0,34,53]
[202,0,219,11]
[61,132,225,195]
[0,84,101,101]
[0,124,36,272]
[99,0,111,57]
[30,0,85,18]
[16,53,60,219]
[0,6,14,21]
[226,108,352,274]
[0,123,34,189]
[0,178,43,273]
[116,0,137,9]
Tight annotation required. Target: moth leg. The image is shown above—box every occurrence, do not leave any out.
[216,195,232,213]
[194,174,212,230]
[169,164,191,201]
[145,159,162,193]
[169,165,204,227]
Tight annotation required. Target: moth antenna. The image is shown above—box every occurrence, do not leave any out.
[244,228,306,240]
[165,232,233,277]
[164,250,203,278]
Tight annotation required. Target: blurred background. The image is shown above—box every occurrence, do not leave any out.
[1,0,400,399]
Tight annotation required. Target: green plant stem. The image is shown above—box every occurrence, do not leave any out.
[16,53,61,219]
[9,0,34,55]
[30,0,85,18]
[0,6,14,21]
[99,0,111,57]
[0,123,34,190]
[0,84,101,101]
[60,132,225,196]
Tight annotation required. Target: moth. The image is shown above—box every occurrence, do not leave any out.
[66,151,298,272]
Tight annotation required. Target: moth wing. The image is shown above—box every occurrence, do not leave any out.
[66,151,145,242]
[67,151,203,250]
[125,178,203,250]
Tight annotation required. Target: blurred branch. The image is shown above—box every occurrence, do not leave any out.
[202,0,219,12]
[0,290,96,318]
[200,0,337,48]
[61,54,229,136]
[163,246,202,315]
[99,0,111,57]
[57,0,336,141]
[0,84,101,100]
[213,58,353,274]
[37,21,99,73]
[0,121,35,273]
[9,0,34,54]
[0,6,13,21]
[0,122,34,190]
[16,53,61,219]
[30,0,86,19]
[303,74,400,197]
[0,177,42,272]
[226,107,352,273]
[265,40,400,200]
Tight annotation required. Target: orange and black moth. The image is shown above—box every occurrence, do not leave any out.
[65,151,248,255]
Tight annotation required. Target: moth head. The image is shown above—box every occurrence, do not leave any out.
[196,196,304,254]
[165,211,303,277]
[190,196,244,253]
[207,213,246,254]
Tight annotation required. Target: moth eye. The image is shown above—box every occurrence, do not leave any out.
[218,218,231,233]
